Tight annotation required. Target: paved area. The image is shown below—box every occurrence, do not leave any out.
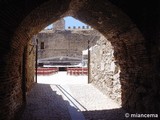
[20,72,129,120]
[37,72,88,85]
[20,84,71,120]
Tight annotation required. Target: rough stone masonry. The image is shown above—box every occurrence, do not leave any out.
[90,35,121,105]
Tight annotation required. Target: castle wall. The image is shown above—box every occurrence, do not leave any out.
[90,36,121,104]
[52,19,65,30]
[36,30,99,60]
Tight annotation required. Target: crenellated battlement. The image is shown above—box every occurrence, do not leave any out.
[67,25,92,30]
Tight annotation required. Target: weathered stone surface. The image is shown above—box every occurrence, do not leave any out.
[35,26,98,60]
[25,40,35,92]
[90,35,121,105]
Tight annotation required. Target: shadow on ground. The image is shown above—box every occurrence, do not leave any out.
[82,108,130,120]
[20,84,71,120]
[20,83,136,120]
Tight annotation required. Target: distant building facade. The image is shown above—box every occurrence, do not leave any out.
[33,18,101,66]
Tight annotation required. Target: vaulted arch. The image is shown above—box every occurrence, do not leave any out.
[0,0,159,119]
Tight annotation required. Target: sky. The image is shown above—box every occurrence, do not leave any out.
[46,16,88,29]
[64,16,88,29]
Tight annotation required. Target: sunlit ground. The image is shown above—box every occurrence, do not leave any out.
[20,71,124,120]
[37,71,88,85]
[37,72,121,111]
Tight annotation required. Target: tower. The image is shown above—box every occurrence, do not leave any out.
[52,18,65,30]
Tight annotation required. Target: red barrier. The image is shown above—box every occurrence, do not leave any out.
[36,67,59,75]
[67,68,88,75]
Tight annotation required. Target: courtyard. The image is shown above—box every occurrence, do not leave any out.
[20,72,125,120]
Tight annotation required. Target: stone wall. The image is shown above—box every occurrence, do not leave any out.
[36,30,99,60]
[52,19,65,30]
[25,40,35,92]
[90,36,121,104]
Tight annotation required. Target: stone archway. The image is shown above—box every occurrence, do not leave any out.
[0,0,158,119]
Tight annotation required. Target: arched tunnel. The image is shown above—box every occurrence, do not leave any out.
[0,0,160,120]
